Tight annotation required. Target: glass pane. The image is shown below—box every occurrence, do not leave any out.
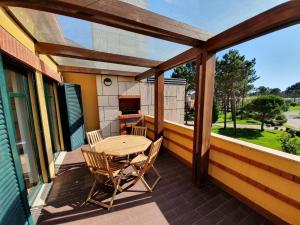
[44,81,61,154]
[8,6,188,62]
[45,83,54,97]
[10,96,40,199]
[49,97,60,152]
[147,0,288,35]
[5,69,25,93]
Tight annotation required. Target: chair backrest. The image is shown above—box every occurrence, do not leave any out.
[142,137,163,173]
[81,149,110,176]
[86,129,104,148]
[131,126,147,137]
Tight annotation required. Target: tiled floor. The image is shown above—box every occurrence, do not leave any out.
[37,149,274,225]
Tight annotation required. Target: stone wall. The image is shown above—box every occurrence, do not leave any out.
[96,75,185,137]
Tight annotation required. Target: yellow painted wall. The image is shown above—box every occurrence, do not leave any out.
[35,71,55,178]
[0,8,34,51]
[1,7,63,179]
[210,134,300,225]
[0,8,58,71]
[62,72,100,132]
[144,115,300,225]
[38,54,58,73]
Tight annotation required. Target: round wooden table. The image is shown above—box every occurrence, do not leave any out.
[93,135,152,157]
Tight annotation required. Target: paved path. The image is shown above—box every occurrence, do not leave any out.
[284,111,300,129]
[187,110,300,130]
[213,123,284,131]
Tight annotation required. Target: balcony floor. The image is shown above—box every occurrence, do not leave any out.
[37,149,274,225]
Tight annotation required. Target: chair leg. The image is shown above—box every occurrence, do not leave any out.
[150,165,161,191]
[86,177,122,210]
[108,176,121,210]
[140,175,153,192]
[131,165,161,192]
[86,180,97,204]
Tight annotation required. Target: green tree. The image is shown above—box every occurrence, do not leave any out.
[172,62,196,124]
[285,82,300,101]
[212,98,219,124]
[172,62,196,92]
[245,95,285,131]
[215,50,258,133]
[269,88,282,96]
[256,86,269,95]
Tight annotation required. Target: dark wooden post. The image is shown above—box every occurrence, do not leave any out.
[154,72,164,140]
[192,51,216,187]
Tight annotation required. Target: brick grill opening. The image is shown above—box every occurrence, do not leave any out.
[119,95,143,134]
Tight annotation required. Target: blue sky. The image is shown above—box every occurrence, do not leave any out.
[148,0,300,90]
[57,0,300,90]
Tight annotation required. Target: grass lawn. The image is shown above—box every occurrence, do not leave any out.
[289,105,300,111]
[216,113,260,125]
[212,126,300,155]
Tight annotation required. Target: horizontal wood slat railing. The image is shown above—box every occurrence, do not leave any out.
[144,115,300,225]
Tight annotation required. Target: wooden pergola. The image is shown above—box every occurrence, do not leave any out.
[2,0,300,186]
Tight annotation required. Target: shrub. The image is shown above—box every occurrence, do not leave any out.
[244,95,285,131]
[282,101,290,112]
[266,114,287,126]
[287,128,296,137]
[185,111,194,121]
[279,134,298,155]
[287,128,300,137]
[290,102,297,107]
[274,114,287,125]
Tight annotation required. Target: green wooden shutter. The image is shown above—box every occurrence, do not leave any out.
[0,97,28,225]
[59,84,85,150]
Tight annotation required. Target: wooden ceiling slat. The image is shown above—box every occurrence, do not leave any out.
[58,65,139,77]
[35,42,161,68]
[0,0,212,46]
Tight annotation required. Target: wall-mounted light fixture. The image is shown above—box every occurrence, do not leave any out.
[103,77,112,86]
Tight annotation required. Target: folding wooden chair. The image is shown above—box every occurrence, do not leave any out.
[86,129,104,148]
[131,125,147,137]
[81,149,125,210]
[130,137,163,192]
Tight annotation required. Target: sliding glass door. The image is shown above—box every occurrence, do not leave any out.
[4,64,42,205]
[44,79,61,159]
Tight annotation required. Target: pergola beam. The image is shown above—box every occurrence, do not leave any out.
[36,42,161,68]
[135,47,203,81]
[58,66,139,77]
[205,1,300,52]
[0,0,212,46]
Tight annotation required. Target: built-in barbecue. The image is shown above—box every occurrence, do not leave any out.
[118,95,143,134]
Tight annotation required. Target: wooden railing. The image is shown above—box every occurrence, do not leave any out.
[144,115,300,225]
